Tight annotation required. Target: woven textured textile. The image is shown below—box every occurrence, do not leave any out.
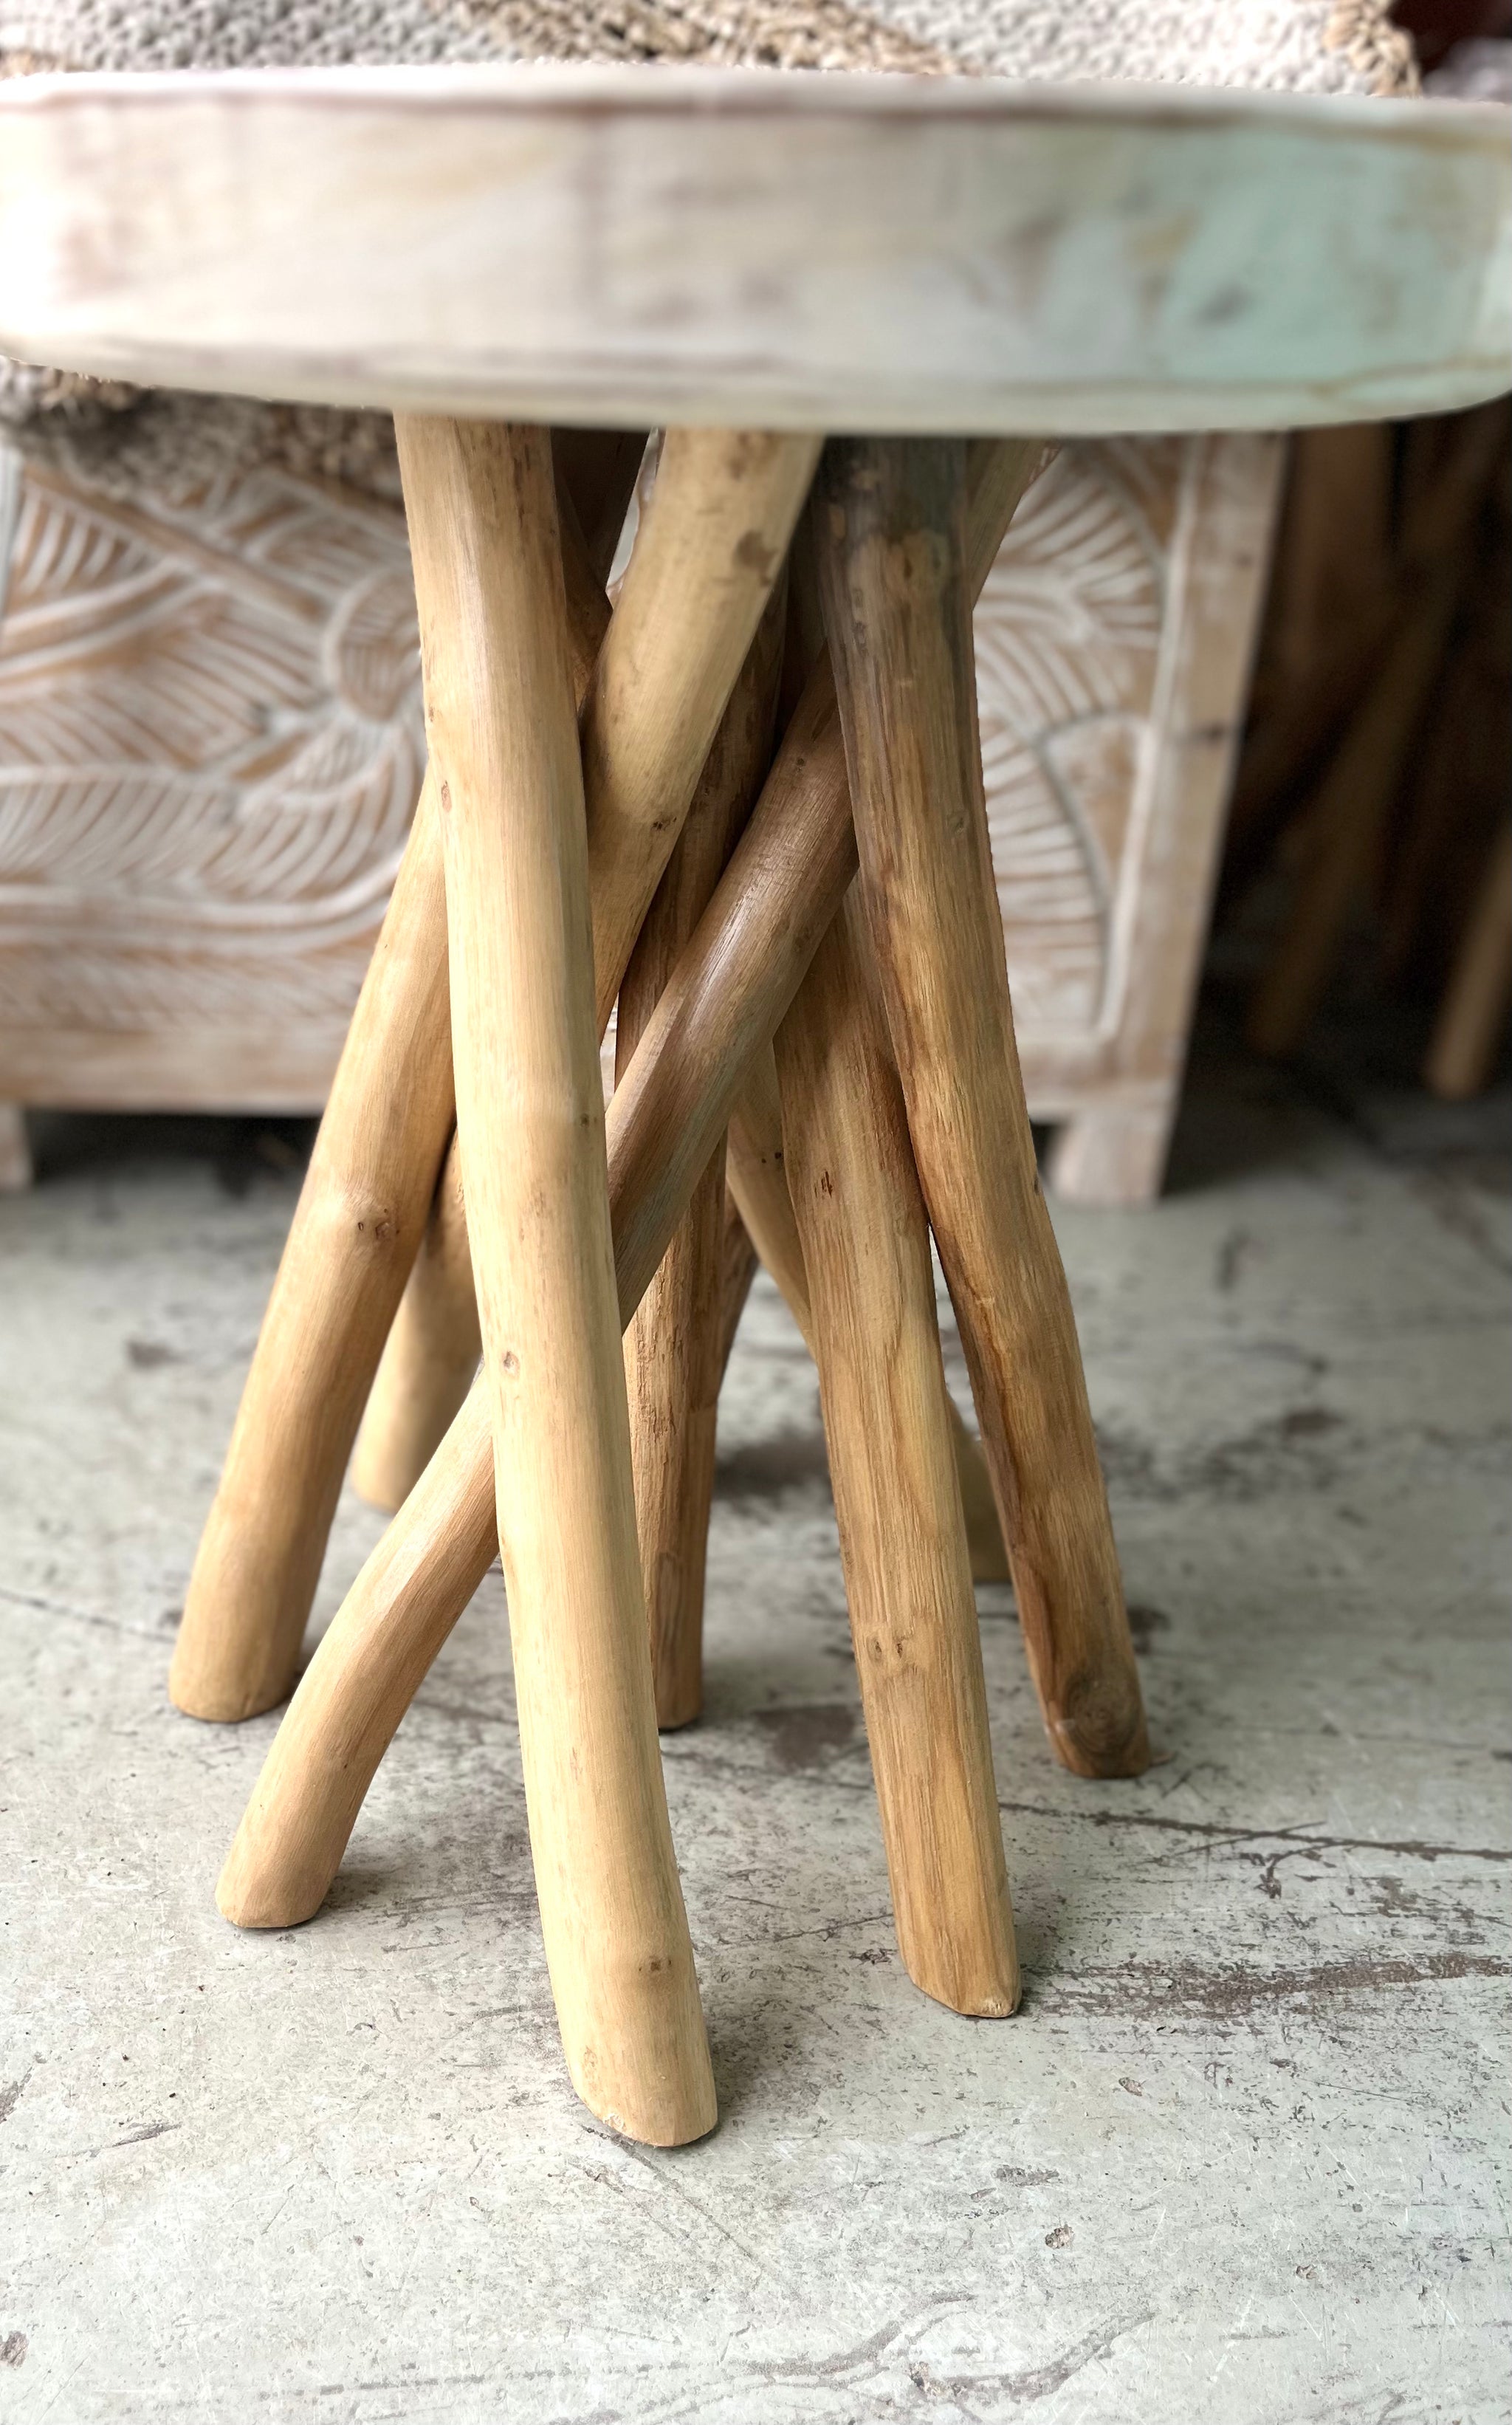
[0,0,1416,86]
[0,0,1415,493]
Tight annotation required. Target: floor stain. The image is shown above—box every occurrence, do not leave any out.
[1046,1949,1510,2022]
[1097,1411,1347,1505]
[109,2119,182,2150]
[125,1338,181,1369]
[1124,1602,1171,1656]
[753,1704,858,1773]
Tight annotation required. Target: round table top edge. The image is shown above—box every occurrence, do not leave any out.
[0,60,1506,148]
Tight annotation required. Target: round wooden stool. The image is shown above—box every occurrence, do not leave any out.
[2,64,1505,2145]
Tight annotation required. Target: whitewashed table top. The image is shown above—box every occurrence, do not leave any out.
[0,65,1507,434]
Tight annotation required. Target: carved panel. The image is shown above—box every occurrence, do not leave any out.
[0,457,422,1093]
[981,430,1285,1199]
[977,440,1181,1041]
[0,431,1281,1195]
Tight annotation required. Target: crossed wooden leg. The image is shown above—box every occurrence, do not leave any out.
[617,583,787,1725]
[817,438,1150,1782]
[191,429,1148,2144]
[171,424,815,1723]
[396,417,715,2144]
[777,891,1019,2016]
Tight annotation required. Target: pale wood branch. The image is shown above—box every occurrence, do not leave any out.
[775,892,1019,2015]
[391,412,712,2146]
[817,435,1148,1780]
[616,581,786,1726]
[216,440,1045,1924]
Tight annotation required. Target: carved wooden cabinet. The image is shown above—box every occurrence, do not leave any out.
[0,431,1279,1200]
[980,432,1282,1198]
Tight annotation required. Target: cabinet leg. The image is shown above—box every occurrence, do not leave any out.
[1046,1097,1179,1210]
[0,1104,31,1193]
[1423,823,1512,1102]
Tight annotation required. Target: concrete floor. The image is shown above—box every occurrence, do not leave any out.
[2,1020,1509,2424]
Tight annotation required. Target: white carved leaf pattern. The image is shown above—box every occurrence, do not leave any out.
[0,463,425,1036]
[976,439,1181,1037]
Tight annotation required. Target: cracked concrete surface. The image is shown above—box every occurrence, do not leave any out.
[1,1025,1508,2423]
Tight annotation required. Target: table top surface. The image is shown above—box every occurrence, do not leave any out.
[0,65,1508,435]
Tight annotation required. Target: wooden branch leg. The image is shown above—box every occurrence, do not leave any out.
[341,435,1019,1609]
[725,1044,811,1314]
[621,1154,724,1731]
[218,1385,498,1930]
[585,428,820,1029]
[616,593,785,1727]
[216,444,1041,1928]
[349,1146,481,1512]
[176,432,633,1701]
[394,414,712,2145]
[348,435,805,1524]
[220,651,860,1934]
[715,1192,760,1381]
[727,1048,1010,1585]
[170,772,456,1719]
[817,436,1149,1781]
[345,452,616,1518]
[776,891,1019,2015]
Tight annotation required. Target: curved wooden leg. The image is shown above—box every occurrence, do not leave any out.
[219,1385,498,1930]
[776,891,1019,2016]
[726,1047,1010,1586]
[348,433,812,1526]
[396,414,712,2145]
[622,1165,725,1732]
[725,1045,810,1314]
[350,1145,481,1513]
[617,591,785,1727]
[343,450,616,1523]
[817,436,1149,1781]
[170,774,456,1720]
[173,447,616,1718]
[180,429,808,1722]
[584,428,819,1029]
[216,445,1040,1926]
[715,1192,760,1381]
[220,659,860,1932]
